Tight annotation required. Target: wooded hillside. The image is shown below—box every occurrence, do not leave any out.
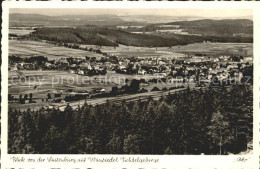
[9,85,253,154]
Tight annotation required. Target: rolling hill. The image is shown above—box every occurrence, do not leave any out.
[9,13,149,27]
[10,13,168,27]
[11,14,253,47]
[29,25,253,47]
[10,13,252,28]
[164,19,253,37]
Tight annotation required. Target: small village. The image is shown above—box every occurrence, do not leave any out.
[6,8,254,157]
[9,49,253,81]
[8,48,253,106]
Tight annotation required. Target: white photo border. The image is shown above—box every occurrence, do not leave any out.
[1,1,260,169]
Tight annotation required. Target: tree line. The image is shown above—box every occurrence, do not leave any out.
[29,27,253,48]
[8,85,252,154]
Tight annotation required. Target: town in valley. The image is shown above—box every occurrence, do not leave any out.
[8,9,253,155]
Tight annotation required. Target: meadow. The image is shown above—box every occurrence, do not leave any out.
[8,39,252,111]
[168,43,253,56]
[9,37,252,60]
[8,70,180,111]
[9,40,104,59]
[84,43,253,58]
[9,29,35,36]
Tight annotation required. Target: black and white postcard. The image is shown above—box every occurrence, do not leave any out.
[1,1,260,169]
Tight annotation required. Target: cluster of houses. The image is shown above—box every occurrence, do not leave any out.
[8,52,253,105]
[9,55,109,76]
[9,51,253,85]
[114,53,253,86]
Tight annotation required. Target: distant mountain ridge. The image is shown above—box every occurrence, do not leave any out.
[9,13,252,28]
[10,13,253,47]
[9,13,149,27]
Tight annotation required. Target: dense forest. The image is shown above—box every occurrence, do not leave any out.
[165,19,253,37]
[30,27,119,46]
[8,84,252,154]
[29,27,253,47]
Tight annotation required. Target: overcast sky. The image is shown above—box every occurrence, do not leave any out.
[10,8,252,19]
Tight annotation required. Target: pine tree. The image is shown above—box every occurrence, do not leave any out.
[154,101,171,153]
[139,101,156,154]
[8,84,252,154]
[123,134,141,154]
[107,131,122,154]
[208,112,234,155]
[43,125,66,154]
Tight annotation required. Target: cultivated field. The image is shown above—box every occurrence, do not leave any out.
[8,70,183,111]
[9,29,35,36]
[8,70,122,97]
[168,43,253,56]
[81,44,178,58]
[8,40,252,111]
[9,37,253,60]
[84,42,253,58]
[9,40,104,59]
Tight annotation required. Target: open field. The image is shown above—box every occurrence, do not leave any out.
[8,39,252,111]
[8,70,184,111]
[81,44,179,58]
[9,29,35,36]
[9,83,191,112]
[8,70,123,110]
[9,38,252,60]
[9,40,104,59]
[168,43,253,56]
[8,70,123,97]
[84,42,253,58]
